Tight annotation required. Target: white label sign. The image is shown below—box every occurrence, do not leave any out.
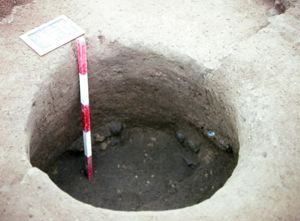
[20,15,85,56]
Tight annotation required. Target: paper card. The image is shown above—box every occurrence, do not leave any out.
[20,15,85,56]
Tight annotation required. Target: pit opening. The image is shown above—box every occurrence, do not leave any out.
[28,42,239,211]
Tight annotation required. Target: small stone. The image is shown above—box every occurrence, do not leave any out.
[187,140,200,153]
[175,131,185,144]
[168,187,176,194]
[266,7,279,17]
[109,121,123,136]
[110,139,119,146]
[225,146,233,153]
[97,35,105,43]
[146,180,151,185]
[94,133,106,143]
[168,180,177,192]
[150,137,157,142]
[274,0,285,14]
[52,168,58,175]
[182,156,198,168]
[151,174,155,178]
[207,131,215,138]
[147,143,154,147]
[263,152,267,158]
[135,175,138,179]
[100,142,108,151]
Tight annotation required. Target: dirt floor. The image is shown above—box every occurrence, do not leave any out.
[45,126,236,211]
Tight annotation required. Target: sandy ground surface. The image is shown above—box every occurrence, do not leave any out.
[0,0,300,221]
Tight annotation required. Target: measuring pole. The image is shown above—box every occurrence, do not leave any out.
[76,37,93,180]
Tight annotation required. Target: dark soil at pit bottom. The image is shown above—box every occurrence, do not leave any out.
[45,127,236,211]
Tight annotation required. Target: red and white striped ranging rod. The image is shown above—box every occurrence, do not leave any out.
[76,37,93,180]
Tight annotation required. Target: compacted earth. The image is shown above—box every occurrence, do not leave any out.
[45,123,237,211]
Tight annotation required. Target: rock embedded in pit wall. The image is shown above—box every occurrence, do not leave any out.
[175,131,185,144]
[93,133,106,143]
[100,142,108,151]
[147,143,154,147]
[266,7,279,17]
[110,139,119,146]
[182,155,198,168]
[109,121,123,136]
[207,131,216,138]
[206,132,232,152]
[187,140,200,153]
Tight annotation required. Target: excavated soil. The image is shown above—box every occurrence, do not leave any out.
[45,126,236,211]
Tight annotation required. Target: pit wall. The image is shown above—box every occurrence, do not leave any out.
[28,40,239,170]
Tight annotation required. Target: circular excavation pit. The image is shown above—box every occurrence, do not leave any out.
[28,43,239,211]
